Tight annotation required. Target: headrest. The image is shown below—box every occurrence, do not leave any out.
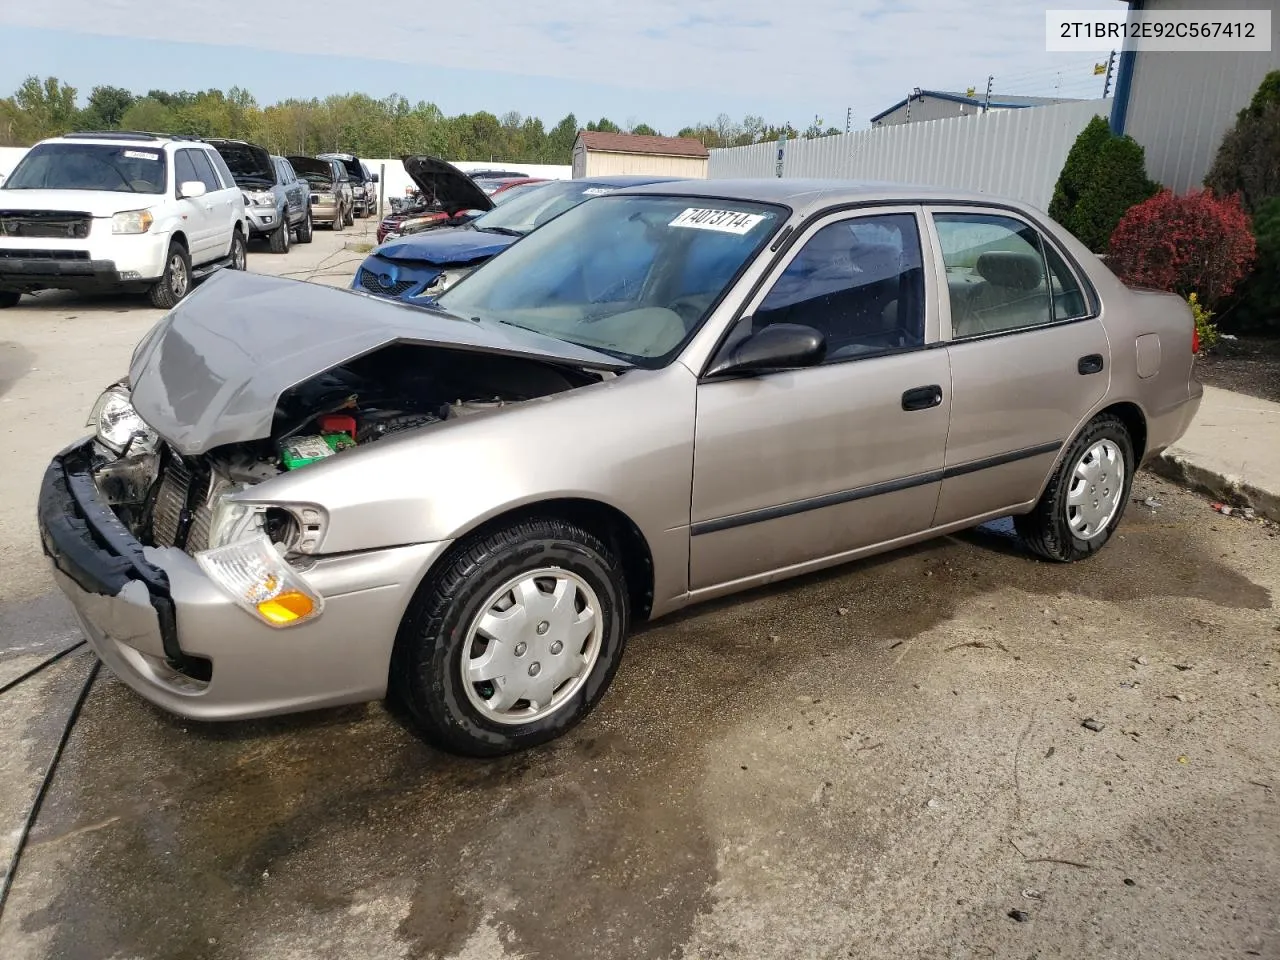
[975,251,1043,291]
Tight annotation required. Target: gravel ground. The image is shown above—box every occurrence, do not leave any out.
[1195,335,1280,404]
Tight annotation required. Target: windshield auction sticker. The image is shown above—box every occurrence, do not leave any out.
[123,150,160,160]
[1046,9,1270,51]
[669,208,766,234]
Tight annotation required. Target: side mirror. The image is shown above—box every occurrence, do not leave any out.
[372,173,380,183]
[179,181,207,200]
[706,322,826,377]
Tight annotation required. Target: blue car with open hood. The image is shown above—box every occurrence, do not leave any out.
[351,174,682,303]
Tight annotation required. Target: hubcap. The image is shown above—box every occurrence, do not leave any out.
[460,567,603,725]
[170,255,188,297]
[234,238,246,268]
[1065,439,1125,540]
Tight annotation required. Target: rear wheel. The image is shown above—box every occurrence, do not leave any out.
[0,290,20,309]
[228,229,248,270]
[392,518,629,757]
[334,208,345,233]
[297,208,313,244]
[1015,413,1134,562]
[343,203,355,227]
[147,241,191,309]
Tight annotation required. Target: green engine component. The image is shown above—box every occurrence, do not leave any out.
[280,433,356,470]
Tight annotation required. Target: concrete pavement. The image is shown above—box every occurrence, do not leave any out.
[1154,384,1280,523]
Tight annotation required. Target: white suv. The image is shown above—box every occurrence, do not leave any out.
[0,132,250,309]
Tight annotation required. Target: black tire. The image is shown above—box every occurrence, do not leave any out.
[392,518,629,757]
[343,203,355,227]
[147,240,191,309]
[297,209,313,244]
[0,290,20,309]
[1015,413,1134,562]
[228,229,248,270]
[268,215,290,253]
[333,209,345,233]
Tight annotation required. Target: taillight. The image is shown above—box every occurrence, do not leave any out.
[1191,326,1200,354]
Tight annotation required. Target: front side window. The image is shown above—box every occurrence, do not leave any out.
[753,212,925,362]
[3,142,166,194]
[436,195,783,366]
[934,213,1065,338]
[185,150,222,193]
[173,150,200,192]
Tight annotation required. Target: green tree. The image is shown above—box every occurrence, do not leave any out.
[119,97,176,134]
[80,85,135,129]
[1065,134,1159,251]
[14,75,78,139]
[585,117,620,133]
[1232,195,1280,331]
[545,113,578,162]
[1048,115,1113,226]
[631,123,659,136]
[1204,70,1280,214]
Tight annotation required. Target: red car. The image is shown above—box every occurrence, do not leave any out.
[375,157,495,244]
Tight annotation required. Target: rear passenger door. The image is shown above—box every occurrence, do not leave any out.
[193,148,237,258]
[927,208,1109,526]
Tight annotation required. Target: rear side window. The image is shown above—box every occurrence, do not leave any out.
[205,149,236,190]
[934,213,1053,339]
[1043,241,1087,320]
[754,212,926,362]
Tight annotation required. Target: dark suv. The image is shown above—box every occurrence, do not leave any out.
[318,153,379,218]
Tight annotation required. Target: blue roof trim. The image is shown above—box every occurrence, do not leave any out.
[1109,0,1144,134]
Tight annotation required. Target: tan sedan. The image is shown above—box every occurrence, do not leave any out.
[39,180,1201,756]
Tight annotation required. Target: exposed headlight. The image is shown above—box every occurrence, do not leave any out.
[427,268,473,294]
[196,534,324,627]
[87,383,156,453]
[244,191,275,207]
[207,494,329,555]
[111,209,154,234]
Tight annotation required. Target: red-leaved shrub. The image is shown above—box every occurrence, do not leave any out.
[1106,189,1257,306]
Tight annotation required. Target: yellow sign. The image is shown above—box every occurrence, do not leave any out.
[1094,62,1107,75]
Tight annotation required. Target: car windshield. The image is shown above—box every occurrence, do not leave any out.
[473,180,613,235]
[437,194,783,367]
[3,142,167,194]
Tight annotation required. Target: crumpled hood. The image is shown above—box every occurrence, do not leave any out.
[401,156,494,216]
[127,270,629,455]
[375,227,516,265]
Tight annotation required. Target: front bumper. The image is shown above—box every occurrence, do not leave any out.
[0,231,169,289]
[38,438,450,721]
[351,254,444,301]
[245,206,283,235]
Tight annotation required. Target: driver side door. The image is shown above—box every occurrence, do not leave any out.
[688,207,953,592]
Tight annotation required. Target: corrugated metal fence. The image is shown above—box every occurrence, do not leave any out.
[708,99,1111,210]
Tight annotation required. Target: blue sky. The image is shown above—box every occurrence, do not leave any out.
[0,1,1114,133]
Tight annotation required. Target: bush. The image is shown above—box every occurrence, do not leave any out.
[1204,70,1280,214]
[1107,189,1257,307]
[1048,116,1158,252]
[1231,195,1280,331]
[1049,116,1112,225]
[1188,293,1218,350]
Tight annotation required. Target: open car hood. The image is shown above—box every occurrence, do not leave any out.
[285,156,332,181]
[127,271,629,455]
[207,140,273,185]
[401,156,494,216]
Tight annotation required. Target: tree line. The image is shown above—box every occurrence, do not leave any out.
[0,76,842,161]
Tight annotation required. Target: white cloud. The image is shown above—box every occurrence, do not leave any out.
[1,0,1115,113]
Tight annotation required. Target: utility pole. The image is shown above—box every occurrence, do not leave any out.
[982,75,994,112]
[1103,49,1118,98]
[845,106,852,134]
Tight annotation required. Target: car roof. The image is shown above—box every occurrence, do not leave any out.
[573,174,686,187]
[614,178,1037,216]
[43,132,212,149]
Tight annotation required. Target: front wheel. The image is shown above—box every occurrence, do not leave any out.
[297,209,313,244]
[333,210,345,233]
[343,203,355,227]
[268,216,290,253]
[1015,413,1134,562]
[147,241,191,309]
[0,290,20,309]
[392,518,629,757]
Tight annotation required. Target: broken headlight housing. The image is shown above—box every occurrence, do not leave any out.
[207,495,329,556]
[196,534,324,628]
[88,383,157,454]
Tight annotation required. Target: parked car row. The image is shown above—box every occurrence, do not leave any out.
[39,172,1205,760]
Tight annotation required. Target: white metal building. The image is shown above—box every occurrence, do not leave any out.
[571,132,709,179]
[1112,0,1280,193]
